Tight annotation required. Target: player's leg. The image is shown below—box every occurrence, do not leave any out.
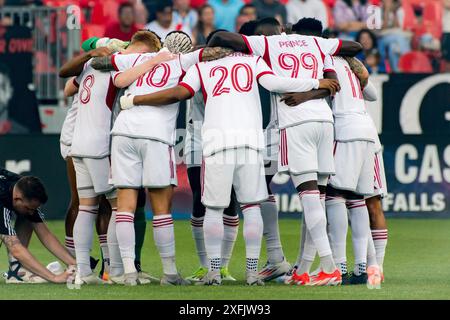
[71,157,102,283]
[233,148,267,286]
[64,156,78,258]
[144,141,187,285]
[200,150,234,285]
[96,195,111,280]
[367,152,388,276]
[134,188,147,274]
[186,165,208,281]
[220,188,239,281]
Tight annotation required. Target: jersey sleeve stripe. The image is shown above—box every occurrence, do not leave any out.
[257,71,274,80]
[198,48,204,62]
[179,82,195,98]
[131,54,142,67]
[313,37,325,63]
[73,78,79,88]
[241,35,253,55]
[323,68,335,73]
[195,64,207,103]
[111,54,119,71]
[263,37,271,68]
[332,39,343,56]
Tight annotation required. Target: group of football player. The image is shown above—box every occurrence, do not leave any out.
[58,16,388,288]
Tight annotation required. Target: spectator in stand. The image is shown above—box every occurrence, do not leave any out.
[104,2,140,41]
[192,4,216,45]
[286,0,328,30]
[377,0,410,72]
[253,0,287,24]
[235,13,251,32]
[443,0,450,72]
[145,1,191,39]
[240,4,258,21]
[333,0,369,40]
[173,0,198,36]
[356,29,386,73]
[209,0,244,31]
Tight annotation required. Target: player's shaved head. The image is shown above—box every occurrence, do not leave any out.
[255,17,281,36]
[130,30,162,52]
[239,20,258,36]
[206,29,227,44]
[292,18,323,36]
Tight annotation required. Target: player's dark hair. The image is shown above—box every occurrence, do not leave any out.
[15,176,48,204]
[118,2,134,16]
[155,1,173,13]
[257,17,281,29]
[255,17,281,35]
[239,20,258,36]
[292,18,323,36]
[206,29,227,44]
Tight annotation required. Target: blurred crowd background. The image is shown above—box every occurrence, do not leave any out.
[1,0,449,74]
[0,0,448,134]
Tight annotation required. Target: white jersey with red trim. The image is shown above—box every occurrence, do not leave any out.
[180,53,273,156]
[243,34,340,128]
[71,60,117,158]
[331,56,377,142]
[110,50,201,145]
[60,93,79,148]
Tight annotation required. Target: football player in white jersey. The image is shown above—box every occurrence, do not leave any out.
[93,31,232,286]
[207,18,362,286]
[120,52,339,285]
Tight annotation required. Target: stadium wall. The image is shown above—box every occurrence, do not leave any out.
[0,73,449,219]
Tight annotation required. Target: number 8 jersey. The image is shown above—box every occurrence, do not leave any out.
[242,34,341,129]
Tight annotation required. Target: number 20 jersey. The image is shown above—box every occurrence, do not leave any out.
[242,34,341,129]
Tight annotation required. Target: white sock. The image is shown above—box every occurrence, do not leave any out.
[73,205,98,277]
[65,236,76,257]
[191,215,207,268]
[222,213,239,268]
[325,196,348,265]
[204,207,224,272]
[98,233,109,272]
[347,200,370,272]
[260,195,284,264]
[153,214,177,275]
[115,211,136,274]
[367,228,378,267]
[241,204,263,273]
[107,209,123,277]
[298,227,315,274]
[300,191,334,272]
[371,229,388,271]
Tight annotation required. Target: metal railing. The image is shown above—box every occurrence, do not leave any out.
[0,5,80,101]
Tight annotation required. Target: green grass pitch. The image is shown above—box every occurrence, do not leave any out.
[0,218,448,300]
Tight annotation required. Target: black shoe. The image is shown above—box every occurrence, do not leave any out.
[134,260,142,273]
[90,256,99,271]
[4,261,24,282]
[348,272,368,285]
[341,273,351,285]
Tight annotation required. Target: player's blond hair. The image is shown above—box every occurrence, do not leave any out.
[130,30,162,52]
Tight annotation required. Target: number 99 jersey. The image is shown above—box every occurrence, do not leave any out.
[242,34,341,129]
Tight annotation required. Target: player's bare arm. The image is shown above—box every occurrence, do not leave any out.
[121,85,192,109]
[0,234,70,283]
[206,31,250,52]
[258,73,340,94]
[337,40,363,57]
[344,56,369,88]
[280,71,340,106]
[113,49,178,88]
[64,77,78,98]
[32,222,76,267]
[59,47,113,78]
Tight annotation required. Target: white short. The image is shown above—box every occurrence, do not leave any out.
[201,148,268,208]
[111,136,177,188]
[72,156,115,198]
[329,140,375,195]
[60,143,71,161]
[370,150,388,198]
[278,122,335,176]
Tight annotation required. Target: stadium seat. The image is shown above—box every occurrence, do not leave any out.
[422,1,443,39]
[81,23,105,41]
[35,51,56,74]
[398,51,433,73]
[401,0,418,31]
